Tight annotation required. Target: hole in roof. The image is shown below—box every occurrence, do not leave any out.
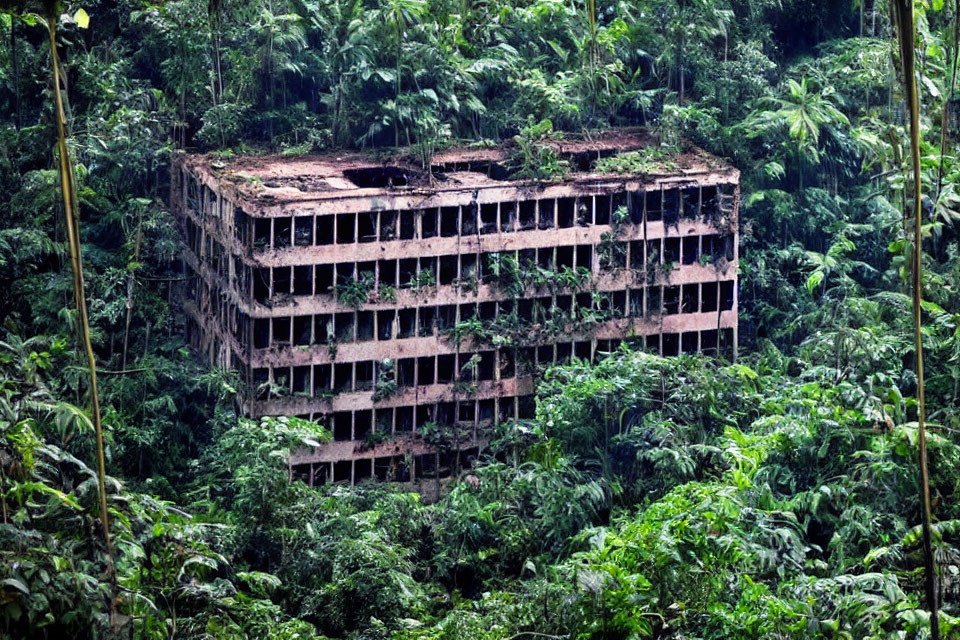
[570,149,619,172]
[343,166,413,188]
[431,161,510,180]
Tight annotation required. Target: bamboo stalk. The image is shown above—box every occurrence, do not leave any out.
[893,1,939,636]
[936,0,960,199]
[45,2,118,627]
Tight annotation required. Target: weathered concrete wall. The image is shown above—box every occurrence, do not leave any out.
[172,134,740,486]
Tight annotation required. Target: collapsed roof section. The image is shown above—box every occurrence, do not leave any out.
[184,128,735,212]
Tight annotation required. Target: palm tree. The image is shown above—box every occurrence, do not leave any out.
[747,77,851,187]
[652,0,733,103]
[377,0,426,146]
[252,3,307,140]
[291,0,369,146]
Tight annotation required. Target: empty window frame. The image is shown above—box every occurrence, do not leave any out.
[398,358,415,386]
[538,199,555,230]
[274,217,292,248]
[681,331,698,354]
[335,312,355,342]
[357,310,374,341]
[293,265,312,295]
[418,306,436,337]
[294,216,313,246]
[720,280,735,311]
[681,186,700,218]
[398,308,417,338]
[254,219,271,250]
[461,204,478,235]
[379,210,397,241]
[272,317,291,345]
[377,310,395,340]
[293,365,310,394]
[500,201,516,232]
[437,354,456,383]
[663,286,680,315]
[378,260,397,289]
[439,255,458,285]
[316,264,334,294]
[273,266,291,295]
[700,329,718,355]
[682,235,699,265]
[254,318,270,349]
[663,189,679,224]
[293,316,312,346]
[480,203,498,234]
[576,244,593,270]
[647,286,662,316]
[396,406,414,432]
[681,284,698,314]
[597,194,613,225]
[662,332,679,356]
[519,200,536,230]
[313,364,332,394]
[701,281,718,313]
[441,206,459,237]
[358,211,377,243]
[336,213,356,244]
[399,258,417,288]
[663,238,681,264]
[645,189,662,222]
[422,208,439,238]
[333,412,352,441]
[400,210,417,240]
[417,356,435,385]
[355,361,374,391]
[334,363,353,393]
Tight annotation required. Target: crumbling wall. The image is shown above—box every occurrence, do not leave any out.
[173,149,740,487]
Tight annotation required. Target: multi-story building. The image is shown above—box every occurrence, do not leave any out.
[171,130,739,491]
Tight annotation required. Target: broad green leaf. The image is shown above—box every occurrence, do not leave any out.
[2,578,29,595]
[806,270,824,293]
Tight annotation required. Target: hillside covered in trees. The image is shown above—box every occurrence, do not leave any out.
[2,0,960,638]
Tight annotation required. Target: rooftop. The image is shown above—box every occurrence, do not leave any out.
[180,128,736,209]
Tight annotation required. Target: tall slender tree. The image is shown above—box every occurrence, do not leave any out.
[893,0,939,637]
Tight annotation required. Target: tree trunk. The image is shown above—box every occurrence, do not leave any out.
[893,1,940,636]
[45,3,117,626]
[10,15,20,130]
[121,221,143,371]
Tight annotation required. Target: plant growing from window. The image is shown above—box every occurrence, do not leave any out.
[557,265,591,291]
[456,275,479,294]
[378,284,397,302]
[364,430,392,447]
[337,271,374,308]
[373,359,400,401]
[489,252,525,298]
[597,232,626,271]
[611,204,630,231]
[408,268,436,291]
[454,380,478,396]
[452,317,487,346]
[660,261,677,281]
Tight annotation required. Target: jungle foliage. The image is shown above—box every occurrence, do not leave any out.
[2,0,960,638]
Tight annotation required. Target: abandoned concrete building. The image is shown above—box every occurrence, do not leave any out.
[171,130,740,489]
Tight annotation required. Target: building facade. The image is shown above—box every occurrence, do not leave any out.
[171,131,739,489]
